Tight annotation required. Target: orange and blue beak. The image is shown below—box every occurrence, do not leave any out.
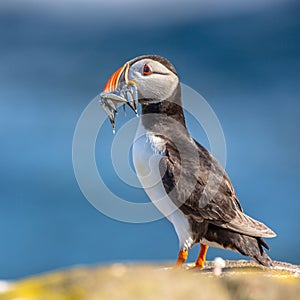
[102,64,127,94]
[99,62,138,132]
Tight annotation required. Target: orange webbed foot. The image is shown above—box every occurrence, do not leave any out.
[174,249,188,269]
[191,243,208,270]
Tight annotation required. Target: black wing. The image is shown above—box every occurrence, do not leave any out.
[160,136,276,238]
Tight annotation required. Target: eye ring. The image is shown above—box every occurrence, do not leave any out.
[142,64,152,75]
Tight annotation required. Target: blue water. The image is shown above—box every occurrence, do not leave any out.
[0,1,299,279]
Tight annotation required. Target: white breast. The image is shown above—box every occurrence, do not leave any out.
[132,121,193,250]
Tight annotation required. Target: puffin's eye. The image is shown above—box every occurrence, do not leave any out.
[142,64,152,75]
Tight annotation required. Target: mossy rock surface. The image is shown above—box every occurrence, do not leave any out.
[0,260,299,300]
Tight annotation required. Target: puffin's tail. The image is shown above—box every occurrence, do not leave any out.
[235,236,273,267]
[205,224,273,267]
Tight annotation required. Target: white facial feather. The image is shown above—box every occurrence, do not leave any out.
[128,59,179,101]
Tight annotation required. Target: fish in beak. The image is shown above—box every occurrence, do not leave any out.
[99,62,138,133]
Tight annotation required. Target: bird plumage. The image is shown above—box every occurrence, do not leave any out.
[102,54,276,268]
[139,99,275,266]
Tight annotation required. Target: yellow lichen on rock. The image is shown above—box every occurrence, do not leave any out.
[0,261,299,300]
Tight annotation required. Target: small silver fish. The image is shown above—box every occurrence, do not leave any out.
[99,82,138,133]
[99,96,117,133]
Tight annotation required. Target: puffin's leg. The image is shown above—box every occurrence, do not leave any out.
[195,243,209,269]
[175,249,188,268]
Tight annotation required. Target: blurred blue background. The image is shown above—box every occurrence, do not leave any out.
[0,0,299,279]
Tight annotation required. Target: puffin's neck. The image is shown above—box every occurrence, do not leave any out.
[140,84,187,133]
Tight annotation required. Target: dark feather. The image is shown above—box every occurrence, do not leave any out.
[137,71,276,266]
[203,224,273,267]
[158,134,276,238]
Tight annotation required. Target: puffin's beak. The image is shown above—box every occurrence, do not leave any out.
[100,62,138,112]
[102,64,128,100]
[99,62,138,133]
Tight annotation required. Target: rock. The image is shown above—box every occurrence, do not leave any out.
[0,260,299,300]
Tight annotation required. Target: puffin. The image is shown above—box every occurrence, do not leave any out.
[100,55,276,268]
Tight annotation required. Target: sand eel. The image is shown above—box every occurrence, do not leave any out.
[100,55,276,268]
